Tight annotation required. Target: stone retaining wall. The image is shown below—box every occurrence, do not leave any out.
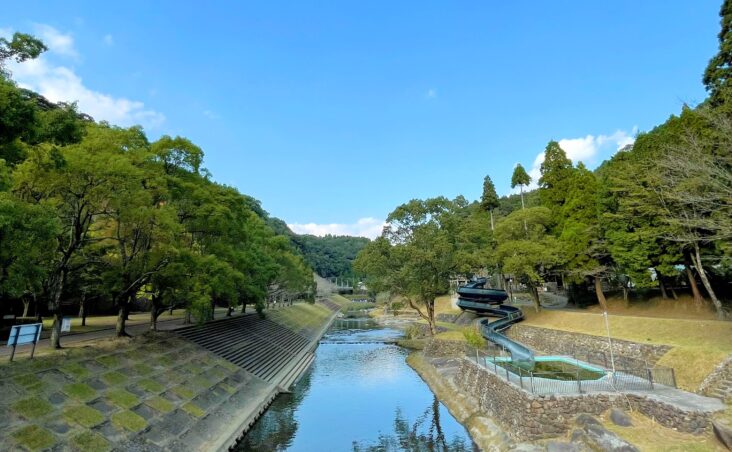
[699,354,732,401]
[507,324,671,367]
[453,358,712,440]
[423,339,466,358]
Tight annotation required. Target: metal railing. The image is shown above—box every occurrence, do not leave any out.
[469,348,677,395]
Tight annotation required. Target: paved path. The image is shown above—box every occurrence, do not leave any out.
[0,308,244,359]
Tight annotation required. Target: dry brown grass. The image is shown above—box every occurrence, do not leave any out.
[586,294,719,321]
[600,410,726,451]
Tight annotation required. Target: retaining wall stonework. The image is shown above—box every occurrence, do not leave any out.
[699,354,732,401]
[453,359,712,440]
[507,324,671,366]
[423,339,466,357]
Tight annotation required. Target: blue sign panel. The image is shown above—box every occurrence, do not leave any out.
[7,323,42,346]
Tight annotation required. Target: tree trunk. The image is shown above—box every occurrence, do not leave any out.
[49,309,63,349]
[78,294,85,326]
[489,210,494,231]
[692,243,725,319]
[685,263,704,305]
[658,276,668,300]
[529,285,541,312]
[241,302,246,314]
[520,186,525,209]
[670,286,678,300]
[116,299,130,337]
[22,299,30,317]
[594,276,608,311]
[49,276,65,349]
[184,310,191,324]
[150,294,159,331]
[621,286,629,308]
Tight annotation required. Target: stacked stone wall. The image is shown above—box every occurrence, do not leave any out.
[453,359,712,440]
[507,324,670,367]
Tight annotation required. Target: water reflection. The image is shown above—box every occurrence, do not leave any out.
[237,320,476,451]
[352,398,477,452]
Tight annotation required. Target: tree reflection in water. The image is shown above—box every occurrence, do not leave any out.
[351,396,478,452]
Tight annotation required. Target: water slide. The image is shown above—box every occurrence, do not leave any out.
[456,279,535,364]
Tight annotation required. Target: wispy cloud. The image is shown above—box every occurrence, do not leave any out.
[33,24,78,59]
[5,24,164,129]
[288,217,384,239]
[523,129,636,190]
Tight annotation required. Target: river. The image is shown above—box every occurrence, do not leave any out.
[237,318,478,451]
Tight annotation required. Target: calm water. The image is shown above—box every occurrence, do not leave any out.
[237,319,478,451]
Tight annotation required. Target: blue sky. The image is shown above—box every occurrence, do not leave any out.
[2,1,720,237]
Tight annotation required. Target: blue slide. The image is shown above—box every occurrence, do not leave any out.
[456,279,535,365]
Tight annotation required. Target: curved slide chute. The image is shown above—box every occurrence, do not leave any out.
[456,279,535,365]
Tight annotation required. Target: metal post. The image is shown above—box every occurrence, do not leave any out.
[603,311,617,374]
[519,368,524,389]
[670,368,677,388]
[29,325,38,359]
[9,327,20,362]
[505,363,510,381]
[530,371,535,394]
[646,366,654,390]
[576,368,582,393]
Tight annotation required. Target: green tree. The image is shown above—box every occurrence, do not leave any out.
[510,163,531,209]
[0,32,47,77]
[480,175,499,231]
[494,207,559,311]
[704,0,732,107]
[354,197,466,334]
[539,140,574,229]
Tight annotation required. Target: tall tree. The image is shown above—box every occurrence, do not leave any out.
[510,163,531,209]
[480,175,499,231]
[704,0,732,107]
[538,140,574,230]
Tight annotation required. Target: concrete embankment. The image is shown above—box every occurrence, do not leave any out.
[0,300,342,452]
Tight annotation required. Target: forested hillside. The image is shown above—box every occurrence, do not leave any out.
[290,234,370,278]
[356,4,732,331]
[0,33,314,347]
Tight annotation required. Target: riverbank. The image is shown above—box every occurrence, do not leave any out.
[0,300,342,451]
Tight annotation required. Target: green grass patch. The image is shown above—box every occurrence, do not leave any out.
[71,432,110,452]
[157,354,176,366]
[15,373,42,390]
[63,382,97,401]
[190,375,213,389]
[64,405,105,428]
[132,363,153,376]
[145,396,174,413]
[60,362,89,379]
[106,389,139,409]
[101,371,127,386]
[218,360,240,372]
[137,378,164,393]
[12,425,55,451]
[111,410,147,432]
[12,398,53,419]
[181,402,205,418]
[219,383,237,394]
[96,355,121,369]
[171,385,196,399]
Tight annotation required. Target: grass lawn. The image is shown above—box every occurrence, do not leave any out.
[521,309,732,391]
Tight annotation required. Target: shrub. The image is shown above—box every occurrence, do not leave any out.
[462,326,486,349]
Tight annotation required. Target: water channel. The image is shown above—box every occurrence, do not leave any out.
[237,318,478,451]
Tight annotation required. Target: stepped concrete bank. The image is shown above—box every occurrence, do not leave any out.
[0,300,341,452]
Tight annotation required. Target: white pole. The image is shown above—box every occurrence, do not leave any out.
[603,311,616,374]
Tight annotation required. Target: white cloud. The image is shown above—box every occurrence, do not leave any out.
[33,24,78,59]
[7,24,164,129]
[103,34,114,46]
[522,129,636,191]
[288,217,385,239]
[426,88,437,99]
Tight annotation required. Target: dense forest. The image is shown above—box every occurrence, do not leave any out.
[290,234,369,278]
[0,33,314,347]
[356,3,732,332]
